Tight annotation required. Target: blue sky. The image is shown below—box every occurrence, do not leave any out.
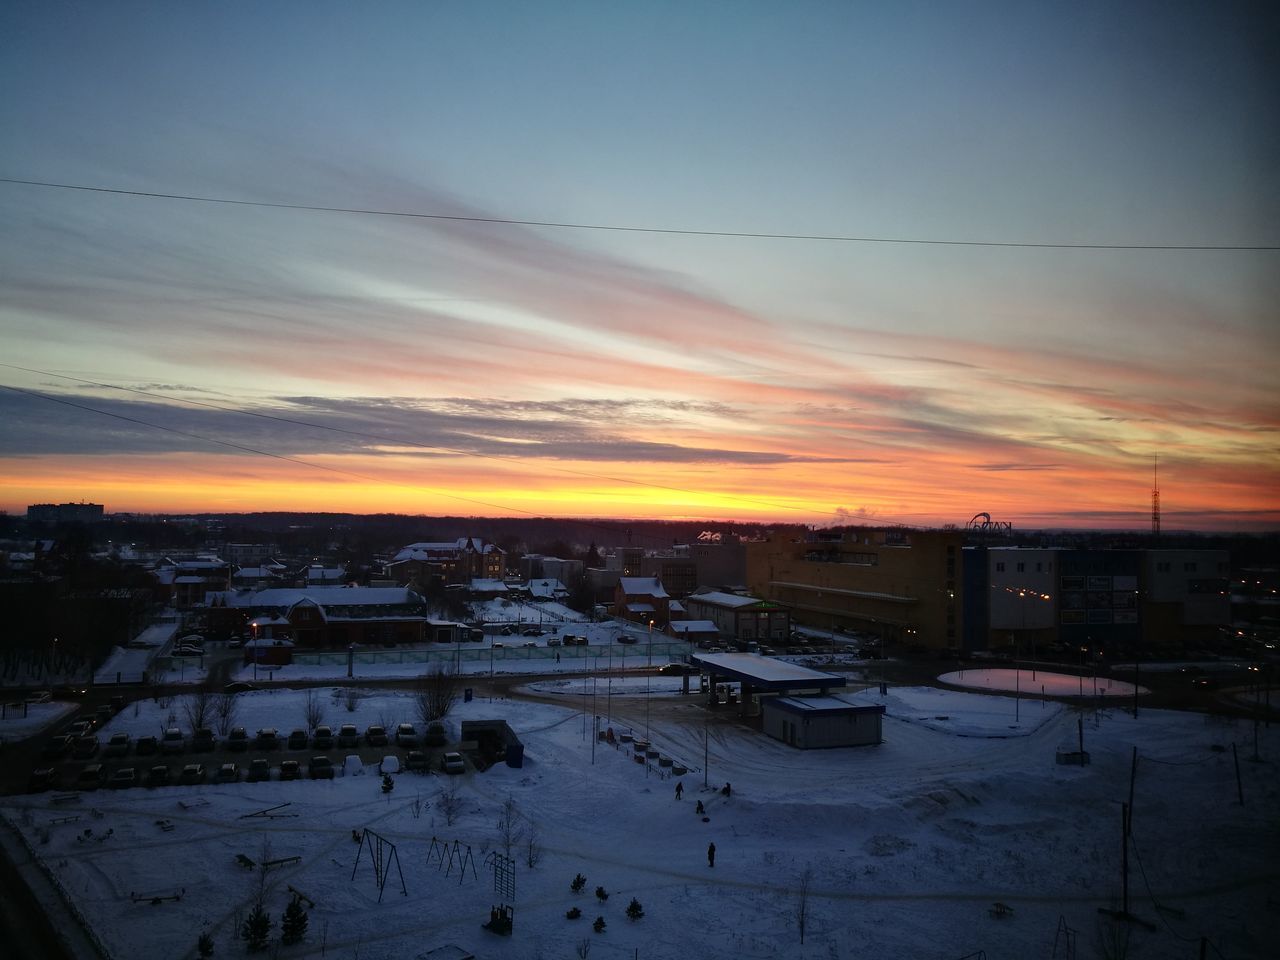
[1,1,1276,527]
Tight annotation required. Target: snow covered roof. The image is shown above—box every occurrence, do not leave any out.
[469,579,508,592]
[668,620,719,635]
[691,652,846,689]
[669,600,685,614]
[766,696,886,717]
[618,576,669,599]
[527,579,566,598]
[227,586,421,608]
[392,538,504,563]
[688,590,767,609]
[625,602,656,614]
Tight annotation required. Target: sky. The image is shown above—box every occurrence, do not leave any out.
[1,1,1276,530]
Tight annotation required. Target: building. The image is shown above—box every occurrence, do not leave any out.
[385,538,505,586]
[639,555,698,599]
[688,538,747,589]
[684,590,790,643]
[614,576,670,625]
[665,620,720,644]
[219,585,427,648]
[761,696,885,749]
[26,502,105,524]
[748,528,962,653]
[153,555,232,609]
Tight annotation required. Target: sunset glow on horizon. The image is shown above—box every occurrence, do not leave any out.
[1,3,1276,531]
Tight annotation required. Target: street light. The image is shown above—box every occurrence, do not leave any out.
[646,620,654,738]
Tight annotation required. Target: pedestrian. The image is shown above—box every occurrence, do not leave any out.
[675,781,683,800]
[555,652,560,663]
[707,842,716,868]
[696,800,705,815]
[721,782,732,798]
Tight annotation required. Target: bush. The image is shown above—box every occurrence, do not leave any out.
[281,894,308,945]
[593,916,607,933]
[570,873,587,894]
[196,931,214,958]
[566,906,582,919]
[240,902,270,953]
[595,885,609,902]
[626,897,644,921]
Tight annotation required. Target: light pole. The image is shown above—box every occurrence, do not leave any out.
[646,620,654,738]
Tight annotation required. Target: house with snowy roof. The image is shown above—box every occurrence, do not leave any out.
[385,537,505,586]
[214,585,428,651]
[613,576,671,625]
[685,589,790,643]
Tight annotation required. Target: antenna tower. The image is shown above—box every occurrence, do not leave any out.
[1150,455,1160,538]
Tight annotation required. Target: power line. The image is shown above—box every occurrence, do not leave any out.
[2,177,1275,250]
[0,363,894,524]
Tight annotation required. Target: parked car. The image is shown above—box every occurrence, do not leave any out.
[134,735,158,756]
[309,756,334,780]
[179,763,206,784]
[246,758,270,782]
[365,725,388,747]
[337,724,359,748]
[313,725,334,749]
[216,762,239,783]
[442,751,465,775]
[287,729,309,750]
[522,627,542,637]
[499,626,515,636]
[25,690,52,704]
[161,728,186,754]
[72,735,99,759]
[226,727,249,751]
[254,727,279,750]
[404,750,428,772]
[224,681,257,693]
[279,760,300,781]
[523,641,538,648]
[172,645,203,657]
[546,637,562,646]
[424,722,446,747]
[77,763,107,791]
[618,635,638,644]
[109,767,138,790]
[192,728,216,752]
[40,735,73,760]
[146,765,170,788]
[27,768,56,792]
[395,723,418,747]
[104,732,132,757]
[63,720,93,739]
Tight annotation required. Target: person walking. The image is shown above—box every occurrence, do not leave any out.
[707,842,716,868]
[695,800,705,815]
[675,781,683,800]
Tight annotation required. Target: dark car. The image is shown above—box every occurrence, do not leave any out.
[178,763,206,785]
[109,767,138,790]
[216,762,239,783]
[312,725,334,749]
[279,760,300,781]
[27,768,57,792]
[134,735,158,756]
[254,727,279,750]
[224,681,257,693]
[77,763,107,791]
[246,758,270,782]
[146,765,170,788]
[404,750,428,772]
[40,735,73,760]
[103,732,132,757]
[395,723,417,747]
[192,728,216,752]
[522,627,542,637]
[658,662,698,676]
[226,727,249,752]
[308,756,334,779]
[72,735,100,759]
[337,724,359,748]
[161,728,186,754]
[365,725,388,747]
[287,729,309,750]
[618,635,638,644]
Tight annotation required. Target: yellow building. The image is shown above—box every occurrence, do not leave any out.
[746,528,962,653]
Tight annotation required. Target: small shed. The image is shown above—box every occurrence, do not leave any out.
[761,696,885,749]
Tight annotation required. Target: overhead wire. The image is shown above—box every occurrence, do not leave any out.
[2,177,1276,250]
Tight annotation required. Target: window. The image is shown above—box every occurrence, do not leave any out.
[1016,562,1025,573]
[1156,562,1171,573]
[995,562,1005,573]
[1035,562,1043,573]
[1184,562,1198,572]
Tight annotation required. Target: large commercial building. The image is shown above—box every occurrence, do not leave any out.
[747,528,963,652]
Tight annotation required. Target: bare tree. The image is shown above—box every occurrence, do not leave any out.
[524,825,542,869]
[303,689,325,730]
[793,865,813,945]
[496,796,524,857]
[214,690,240,736]
[182,685,215,733]
[344,689,360,712]
[575,938,591,959]
[415,663,460,726]
[438,787,463,827]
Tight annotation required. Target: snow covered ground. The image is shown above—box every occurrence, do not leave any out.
[3,684,1277,960]
[0,699,78,741]
[939,667,1149,698]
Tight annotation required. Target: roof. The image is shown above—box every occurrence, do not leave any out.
[625,602,656,614]
[618,576,669,599]
[393,538,504,562]
[668,620,719,634]
[764,696,886,718]
[227,586,421,608]
[687,590,771,610]
[690,652,846,691]
[528,579,566,598]
[469,578,508,592]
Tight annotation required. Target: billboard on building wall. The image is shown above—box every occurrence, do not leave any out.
[1114,611,1138,624]
[1087,609,1113,625]
[1061,610,1086,624]
[1087,575,1112,591]
[1113,575,1138,591]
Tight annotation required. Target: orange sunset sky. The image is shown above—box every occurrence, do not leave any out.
[1,4,1276,530]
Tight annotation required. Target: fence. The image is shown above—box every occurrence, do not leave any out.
[293,641,690,668]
